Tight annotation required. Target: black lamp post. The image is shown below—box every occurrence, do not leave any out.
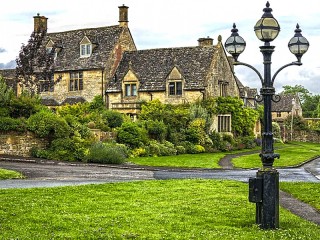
[225,1,309,229]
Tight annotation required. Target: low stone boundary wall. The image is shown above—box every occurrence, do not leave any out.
[0,131,48,157]
[283,130,320,143]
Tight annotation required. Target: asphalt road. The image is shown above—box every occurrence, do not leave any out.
[0,157,319,189]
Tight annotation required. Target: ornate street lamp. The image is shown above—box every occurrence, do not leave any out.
[224,1,309,229]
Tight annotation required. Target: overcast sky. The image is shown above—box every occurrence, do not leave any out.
[1,0,319,94]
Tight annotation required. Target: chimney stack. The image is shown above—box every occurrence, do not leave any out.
[119,5,129,27]
[33,13,48,33]
[198,37,213,47]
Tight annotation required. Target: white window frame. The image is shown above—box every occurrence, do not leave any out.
[80,43,92,57]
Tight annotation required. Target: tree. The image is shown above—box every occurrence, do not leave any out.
[282,84,310,103]
[15,30,59,95]
[303,94,320,118]
[0,76,14,106]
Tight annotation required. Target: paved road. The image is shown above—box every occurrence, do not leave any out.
[0,157,319,189]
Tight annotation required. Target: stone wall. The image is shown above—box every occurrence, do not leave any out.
[0,131,48,157]
[283,130,320,143]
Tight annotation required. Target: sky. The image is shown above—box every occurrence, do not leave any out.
[0,0,319,94]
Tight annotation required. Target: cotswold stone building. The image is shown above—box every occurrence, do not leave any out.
[36,5,240,110]
[37,5,136,106]
[1,5,245,133]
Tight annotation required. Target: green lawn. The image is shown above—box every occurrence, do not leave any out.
[129,152,225,168]
[232,142,320,168]
[280,182,320,210]
[0,180,319,239]
[0,168,23,179]
[130,142,319,169]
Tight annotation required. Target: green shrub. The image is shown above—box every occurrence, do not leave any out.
[148,140,177,156]
[180,141,198,154]
[144,119,167,141]
[209,131,221,149]
[86,142,128,164]
[102,110,124,129]
[175,145,186,155]
[0,117,27,132]
[131,147,148,158]
[8,91,43,118]
[46,138,78,161]
[0,107,10,117]
[148,141,161,156]
[116,122,148,149]
[27,110,71,139]
[238,136,257,149]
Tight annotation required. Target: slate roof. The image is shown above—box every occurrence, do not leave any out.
[271,93,299,112]
[61,96,87,105]
[106,46,217,92]
[46,25,123,72]
[41,97,60,106]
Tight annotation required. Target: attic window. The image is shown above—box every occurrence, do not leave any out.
[125,83,137,96]
[80,36,92,57]
[168,81,182,96]
[46,40,57,60]
[80,44,91,57]
[46,47,57,60]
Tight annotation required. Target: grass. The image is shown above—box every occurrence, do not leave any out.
[280,182,320,210]
[129,152,225,168]
[232,142,320,168]
[129,142,319,169]
[0,179,319,239]
[0,168,23,179]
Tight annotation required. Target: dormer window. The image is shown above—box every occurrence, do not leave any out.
[169,81,182,95]
[122,69,139,98]
[167,67,184,97]
[46,40,57,60]
[80,44,91,57]
[80,36,92,57]
[125,83,137,96]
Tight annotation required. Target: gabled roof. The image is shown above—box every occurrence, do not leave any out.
[271,93,300,112]
[46,25,124,71]
[106,46,217,92]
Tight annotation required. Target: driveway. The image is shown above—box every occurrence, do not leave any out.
[0,156,319,189]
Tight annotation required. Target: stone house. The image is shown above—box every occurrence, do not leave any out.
[36,5,136,106]
[106,36,240,120]
[271,93,302,122]
[1,5,245,134]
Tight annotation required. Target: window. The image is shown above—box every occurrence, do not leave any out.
[80,44,92,57]
[168,81,182,96]
[69,72,83,91]
[39,77,54,93]
[218,115,231,132]
[125,83,137,96]
[276,112,281,117]
[219,81,228,97]
[46,47,57,59]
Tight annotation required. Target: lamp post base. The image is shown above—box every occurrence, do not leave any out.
[256,169,279,229]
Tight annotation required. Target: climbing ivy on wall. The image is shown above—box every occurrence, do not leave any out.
[214,96,259,137]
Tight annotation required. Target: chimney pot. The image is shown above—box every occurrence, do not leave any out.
[33,14,48,33]
[198,37,213,47]
[119,5,129,27]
